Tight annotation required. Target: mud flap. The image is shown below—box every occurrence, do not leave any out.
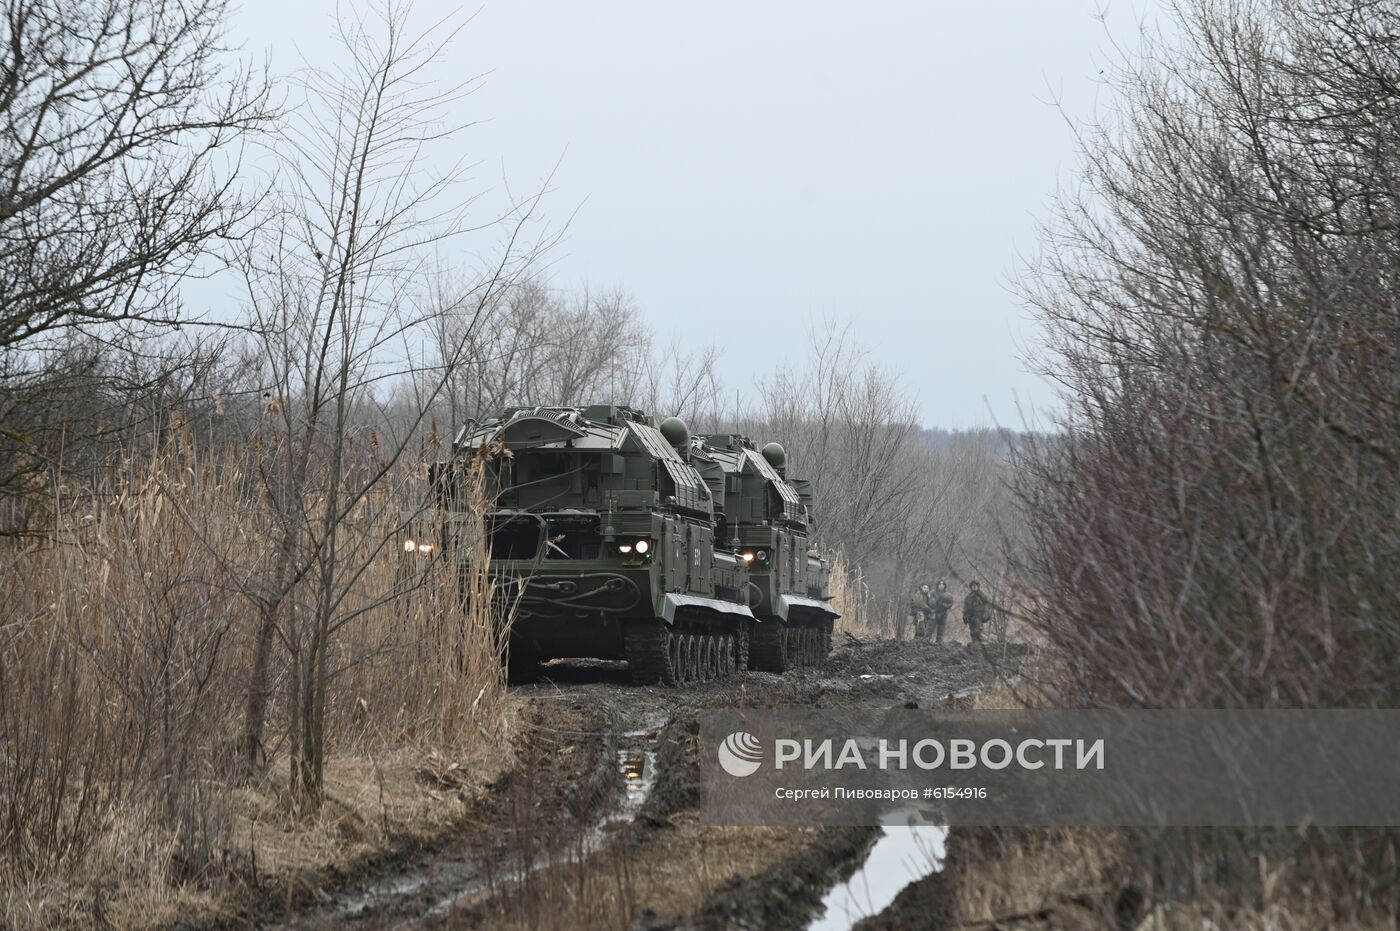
[660,593,756,624]
[775,594,840,622]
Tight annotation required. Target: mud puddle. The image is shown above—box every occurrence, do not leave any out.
[806,814,947,931]
[264,643,1027,931]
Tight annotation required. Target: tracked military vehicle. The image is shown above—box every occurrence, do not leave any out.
[695,434,836,672]
[437,404,837,685]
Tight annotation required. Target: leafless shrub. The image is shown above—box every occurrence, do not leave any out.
[0,333,262,534]
[1021,0,1400,710]
[227,2,544,806]
[1017,0,1400,918]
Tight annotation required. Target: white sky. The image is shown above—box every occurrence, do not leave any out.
[229,0,1164,428]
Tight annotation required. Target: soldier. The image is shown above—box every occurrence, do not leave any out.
[909,582,934,638]
[963,580,990,643]
[930,579,954,643]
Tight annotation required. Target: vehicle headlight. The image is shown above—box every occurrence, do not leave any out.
[634,539,650,554]
[757,549,769,561]
[741,551,755,563]
[403,538,417,552]
[618,544,633,553]
[416,542,435,555]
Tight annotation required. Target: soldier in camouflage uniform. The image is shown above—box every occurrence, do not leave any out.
[930,579,955,643]
[962,580,990,643]
[909,582,934,638]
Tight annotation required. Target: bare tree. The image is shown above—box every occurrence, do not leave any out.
[423,273,732,437]
[0,0,269,349]
[231,3,542,805]
[642,337,725,429]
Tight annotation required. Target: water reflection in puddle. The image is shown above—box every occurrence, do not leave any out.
[807,818,947,931]
[617,748,654,809]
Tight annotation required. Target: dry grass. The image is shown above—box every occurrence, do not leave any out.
[0,432,511,929]
[830,553,894,639]
[5,742,518,930]
[943,825,1399,931]
[950,676,1398,929]
[234,738,514,884]
[945,828,1127,927]
[462,814,823,931]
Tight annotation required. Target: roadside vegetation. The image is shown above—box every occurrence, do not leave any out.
[0,1,530,923]
[999,0,1400,926]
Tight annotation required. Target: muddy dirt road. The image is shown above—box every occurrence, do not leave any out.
[249,639,1027,931]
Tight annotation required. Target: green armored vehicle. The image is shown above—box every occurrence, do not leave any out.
[693,435,837,672]
[439,404,837,685]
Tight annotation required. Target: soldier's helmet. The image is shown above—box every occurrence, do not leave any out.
[969,580,980,590]
[936,579,946,590]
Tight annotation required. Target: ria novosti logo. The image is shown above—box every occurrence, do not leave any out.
[716,730,1107,778]
[718,732,764,777]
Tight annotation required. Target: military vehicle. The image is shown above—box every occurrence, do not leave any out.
[434,404,837,685]
[694,434,836,672]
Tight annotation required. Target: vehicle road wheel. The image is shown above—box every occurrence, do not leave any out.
[683,634,698,683]
[669,631,683,679]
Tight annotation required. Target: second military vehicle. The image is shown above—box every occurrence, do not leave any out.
[694,434,837,672]
[435,404,838,685]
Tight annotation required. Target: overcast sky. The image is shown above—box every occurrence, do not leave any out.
[231,1,1162,428]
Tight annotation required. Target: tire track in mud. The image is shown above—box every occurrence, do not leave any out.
[252,641,1026,931]
[396,710,670,929]
[260,695,660,930]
